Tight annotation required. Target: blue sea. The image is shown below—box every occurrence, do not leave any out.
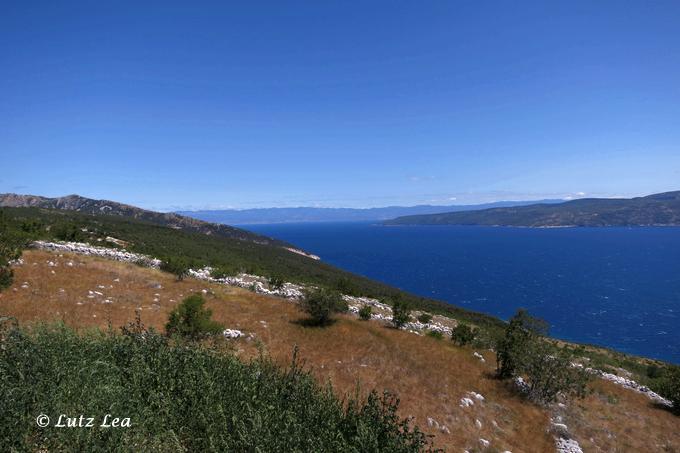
[244,223,680,364]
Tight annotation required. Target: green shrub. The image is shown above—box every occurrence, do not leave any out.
[165,294,224,339]
[52,222,85,242]
[160,257,190,281]
[646,364,663,379]
[268,275,285,290]
[0,267,12,291]
[0,322,431,451]
[520,341,590,404]
[301,289,348,326]
[451,323,477,346]
[426,330,443,340]
[0,213,24,291]
[417,313,432,324]
[657,366,680,415]
[390,297,412,329]
[359,305,373,321]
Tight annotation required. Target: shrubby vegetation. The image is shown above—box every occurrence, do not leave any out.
[160,256,190,281]
[165,294,224,339]
[0,320,432,451]
[417,313,432,324]
[450,323,477,346]
[301,289,348,326]
[0,211,26,291]
[359,305,373,320]
[268,275,285,290]
[496,310,590,404]
[52,222,86,242]
[390,297,412,329]
[656,365,680,415]
[426,330,443,340]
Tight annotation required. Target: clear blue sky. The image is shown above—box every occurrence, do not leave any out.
[2,1,679,210]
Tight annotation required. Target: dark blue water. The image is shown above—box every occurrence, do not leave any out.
[244,223,680,363]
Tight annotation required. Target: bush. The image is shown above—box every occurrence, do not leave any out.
[0,322,431,451]
[657,366,680,415]
[451,323,477,346]
[268,275,285,290]
[426,330,443,340]
[165,294,224,339]
[521,341,590,404]
[496,310,589,404]
[359,305,373,321]
[390,297,412,329]
[417,313,432,324]
[52,222,85,242]
[646,364,663,380]
[0,267,13,291]
[0,216,24,291]
[301,289,348,326]
[160,257,190,281]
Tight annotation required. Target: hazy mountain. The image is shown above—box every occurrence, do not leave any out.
[0,193,288,247]
[384,191,680,227]
[177,200,563,225]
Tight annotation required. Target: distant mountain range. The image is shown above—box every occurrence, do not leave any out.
[384,191,680,227]
[0,193,288,247]
[177,200,563,224]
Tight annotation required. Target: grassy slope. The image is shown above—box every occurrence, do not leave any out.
[2,250,678,451]
[1,206,506,332]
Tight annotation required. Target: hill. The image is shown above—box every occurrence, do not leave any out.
[0,193,288,247]
[1,250,678,451]
[384,191,680,227]
[177,200,563,225]
[0,205,504,331]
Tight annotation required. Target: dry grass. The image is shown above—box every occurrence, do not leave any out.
[563,379,680,452]
[2,250,678,451]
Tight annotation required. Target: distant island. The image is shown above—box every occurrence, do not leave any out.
[384,191,680,227]
[177,199,562,224]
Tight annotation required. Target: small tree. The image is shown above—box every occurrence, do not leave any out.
[358,305,372,321]
[161,257,190,281]
[390,297,412,329]
[496,309,548,378]
[658,366,680,415]
[301,289,347,326]
[417,313,432,324]
[496,309,589,404]
[166,294,224,340]
[451,323,477,346]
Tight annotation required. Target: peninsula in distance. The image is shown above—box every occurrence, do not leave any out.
[384,191,680,227]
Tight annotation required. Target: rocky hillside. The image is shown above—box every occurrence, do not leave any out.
[385,191,680,227]
[2,248,678,451]
[0,193,288,247]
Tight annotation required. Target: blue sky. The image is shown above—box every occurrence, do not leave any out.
[2,1,679,210]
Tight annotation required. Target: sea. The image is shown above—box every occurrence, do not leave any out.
[244,222,680,364]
